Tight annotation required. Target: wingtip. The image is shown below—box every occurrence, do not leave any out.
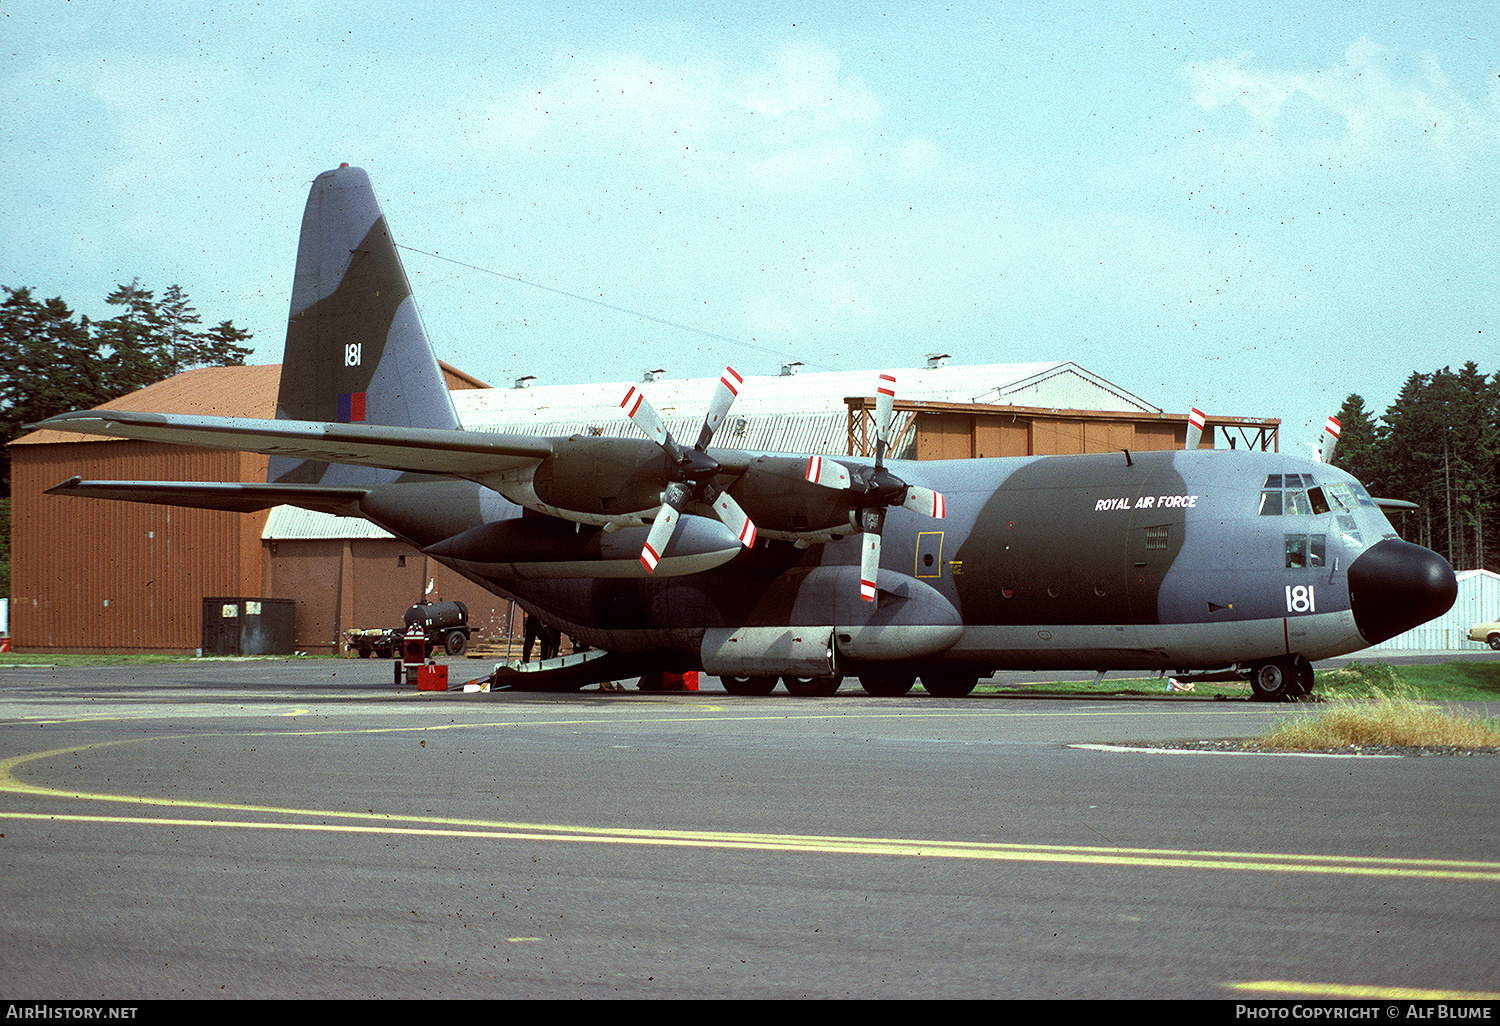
[45,475,84,495]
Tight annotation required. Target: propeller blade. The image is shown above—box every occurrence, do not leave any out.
[804,454,851,490]
[857,506,886,602]
[640,482,690,573]
[620,384,676,456]
[712,490,757,549]
[640,505,679,573]
[694,367,743,452]
[902,486,946,519]
[874,373,897,464]
[859,530,881,602]
[1185,407,1206,451]
[1319,416,1341,464]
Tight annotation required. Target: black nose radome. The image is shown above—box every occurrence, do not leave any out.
[1348,538,1457,645]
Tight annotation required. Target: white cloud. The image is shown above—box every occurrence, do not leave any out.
[472,42,922,194]
[735,43,881,127]
[1181,38,1499,168]
[743,141,864,189]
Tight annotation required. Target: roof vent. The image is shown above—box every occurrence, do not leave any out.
[781,362,803,376]
[514,375,535,389]
[926,353,951,369]
[643,368,665,382]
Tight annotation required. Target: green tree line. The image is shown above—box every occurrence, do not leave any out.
[1331,361,1499,573]
[0,281,254,497]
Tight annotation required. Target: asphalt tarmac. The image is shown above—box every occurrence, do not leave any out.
[0,657,1497,1000]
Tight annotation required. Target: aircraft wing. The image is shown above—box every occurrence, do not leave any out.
[45,477,372,516]
[32,410,557,479]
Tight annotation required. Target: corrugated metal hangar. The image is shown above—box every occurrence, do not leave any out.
[10,358,1279,654]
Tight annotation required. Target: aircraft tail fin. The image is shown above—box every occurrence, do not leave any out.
[271,164,461,484]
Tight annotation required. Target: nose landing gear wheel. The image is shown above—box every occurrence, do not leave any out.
[1248,656,1312,701]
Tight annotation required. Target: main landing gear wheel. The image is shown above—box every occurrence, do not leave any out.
[1248,656,1311,702]
[722,675,778,696]
[922,673,979,698]
[784,675,842,697]
[859,672,916,697]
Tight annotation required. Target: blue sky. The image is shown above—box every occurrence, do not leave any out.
[3,1,1496,455]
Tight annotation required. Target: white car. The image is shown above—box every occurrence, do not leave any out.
[1470,621,1500,650]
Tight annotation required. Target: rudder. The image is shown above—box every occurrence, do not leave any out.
[271,165,460,484]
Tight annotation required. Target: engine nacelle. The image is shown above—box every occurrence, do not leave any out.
[424,513,742,578]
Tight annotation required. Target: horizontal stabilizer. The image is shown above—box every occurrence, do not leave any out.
[46,477,371,516]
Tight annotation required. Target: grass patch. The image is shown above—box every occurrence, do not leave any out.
[1314,660,1500,702]
[1255,665,1500,751]
[978,676,1251,699]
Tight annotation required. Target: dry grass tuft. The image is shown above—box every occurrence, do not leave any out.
[1255,679,1500,751]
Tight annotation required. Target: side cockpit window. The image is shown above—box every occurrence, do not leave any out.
[1285,533,1327,569]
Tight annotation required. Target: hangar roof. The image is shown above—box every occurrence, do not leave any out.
[17,357,1157,457]
[15,364,282,445]
[452,360,1158,438]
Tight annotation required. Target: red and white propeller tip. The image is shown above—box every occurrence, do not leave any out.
[1319,416,1341,463]
[1185,408,1206,451]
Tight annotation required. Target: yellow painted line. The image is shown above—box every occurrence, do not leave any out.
[1,809,1497,881]
[1230,980,1500,1000]
[3,715,1493,883]
[4,735,1500,881]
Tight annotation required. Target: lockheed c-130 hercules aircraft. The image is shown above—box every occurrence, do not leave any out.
[37,165,1458,700]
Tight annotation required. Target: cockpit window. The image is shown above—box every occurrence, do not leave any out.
[1260,475,1336,517]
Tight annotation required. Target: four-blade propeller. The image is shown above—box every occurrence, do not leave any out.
[621,368,756,572]
[803,373,946,601]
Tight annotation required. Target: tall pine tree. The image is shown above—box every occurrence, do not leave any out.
[1367,365,1500,571]
[1329,394,1379,488]
[0,281,254,496]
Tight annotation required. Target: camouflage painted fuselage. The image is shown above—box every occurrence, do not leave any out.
[364,444,1451,677]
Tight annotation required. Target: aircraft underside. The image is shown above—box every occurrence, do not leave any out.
[439,545,1374,699]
